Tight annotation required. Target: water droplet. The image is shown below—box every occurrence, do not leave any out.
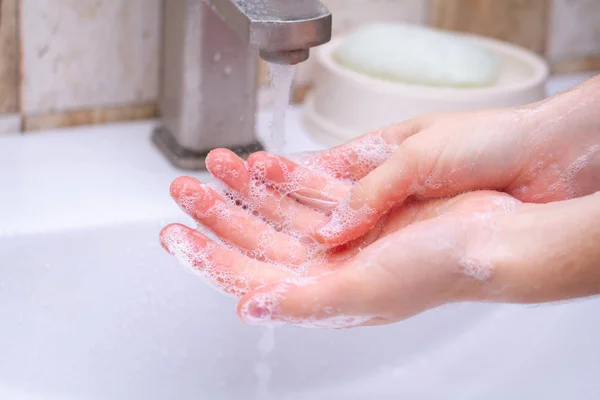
[224,65,233,76]
[213,52,221,63]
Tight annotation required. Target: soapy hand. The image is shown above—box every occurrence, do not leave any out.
[160,148,522,327]
[159,74,600,328]
[310,74,600,246]
[160,149,600,328]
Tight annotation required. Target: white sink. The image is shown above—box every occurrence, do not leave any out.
[2,80,600,398]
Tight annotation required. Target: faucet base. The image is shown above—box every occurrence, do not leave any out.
[152,126,263,170]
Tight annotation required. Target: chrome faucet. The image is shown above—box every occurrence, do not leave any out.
[153,0,332,170]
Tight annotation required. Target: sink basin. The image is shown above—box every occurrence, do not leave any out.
[2,88,600,399]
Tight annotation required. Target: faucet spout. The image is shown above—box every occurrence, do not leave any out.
[207,0,332,64]
[153,0,332,170]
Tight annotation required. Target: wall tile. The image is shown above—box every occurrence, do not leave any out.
[547,0,600,63]
[430,0,550,55]
[21,0,160,114]
[0,0,19,114]
[23,103,156,132]
[0,113,21,135]
[550,57,600,74]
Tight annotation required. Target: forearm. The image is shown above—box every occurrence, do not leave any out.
[527,73,600,141]
[524,72,600,122]
[476,192,600,304]
[508,73,600,200]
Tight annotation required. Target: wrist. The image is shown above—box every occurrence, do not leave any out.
[470,193,600,304]
[524,74,600,133]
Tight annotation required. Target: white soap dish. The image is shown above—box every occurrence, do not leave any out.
[303,33,549,146]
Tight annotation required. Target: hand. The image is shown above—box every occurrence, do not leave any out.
[159,75,600,328]
[160,148,600,328]
[159,149,521,328]
[303,74,600,246]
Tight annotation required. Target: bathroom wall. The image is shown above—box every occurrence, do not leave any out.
[547,0,600,73]
[0,0,599,135]
[0,0,160,135]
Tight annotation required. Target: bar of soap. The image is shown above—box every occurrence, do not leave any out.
[334,23,500,88]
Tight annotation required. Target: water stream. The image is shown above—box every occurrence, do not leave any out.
[254,326,276,399]
[267,63,297,155]
[251,62,296,399]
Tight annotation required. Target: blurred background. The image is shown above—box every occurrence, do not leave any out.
[0,0,599,135]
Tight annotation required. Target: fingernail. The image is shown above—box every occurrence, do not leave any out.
[240,281,297,325]
[346,185,367,210]
[160,224,190,258]
[316,217,345,245]
[242,298,273,324]
[250,301,271,319]
[289,189,337,211]
[316,194,349,240]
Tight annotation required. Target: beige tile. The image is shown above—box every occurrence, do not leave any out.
[24,103,157,132]
[430,0,550,55]
[0,113,21,135]
[551,56,600,74]
[547,0,600,62]
[21,0,160,114]
[0,0,19,114]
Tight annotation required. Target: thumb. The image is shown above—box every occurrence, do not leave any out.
[315,142,428,246]
[237,268,379,329]
[298,118,423,181]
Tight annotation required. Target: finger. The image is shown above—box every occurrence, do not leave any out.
[314,139,435,246]
[297,120,421,181]
[205,148,252,193]
[316,139,521,247]
[160,224,291,297]
[206,149,330,233]
[236,267,379,328]
[243,119,421,225]
[247,151,350,208]
[170,176,311,267]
